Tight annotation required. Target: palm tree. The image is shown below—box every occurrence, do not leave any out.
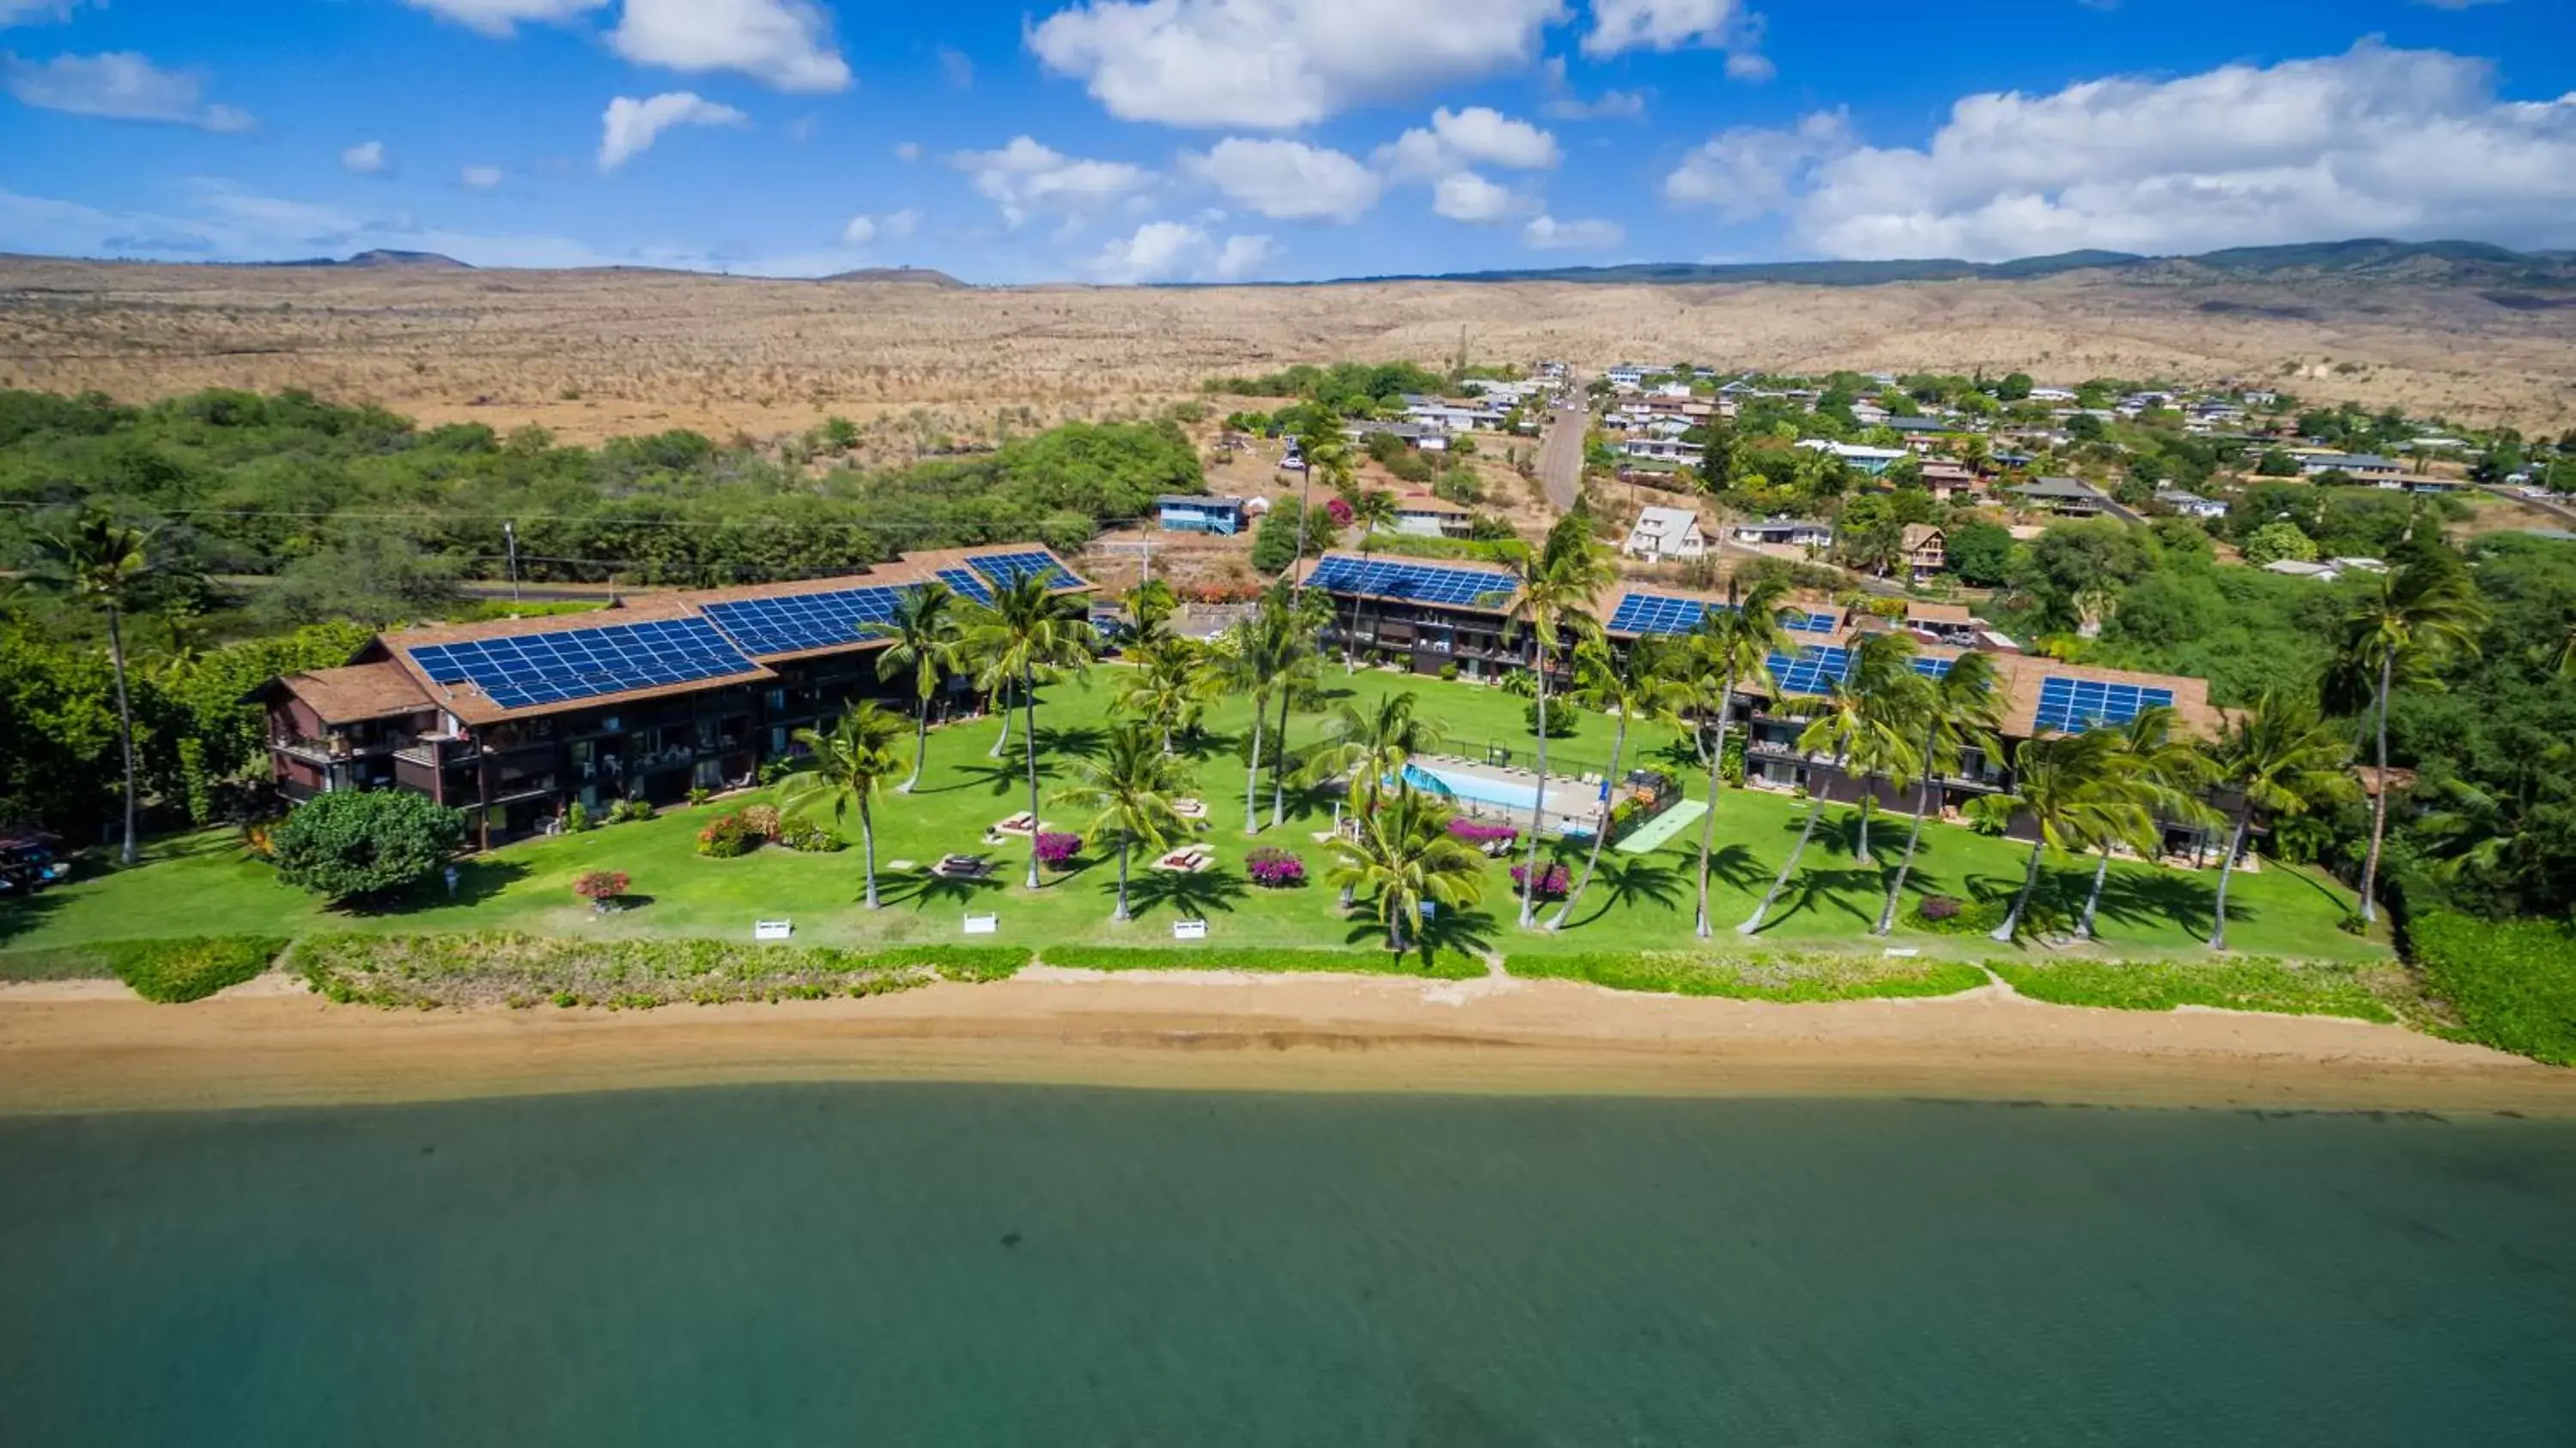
[36,512,152,865]
[1547,636,1683,929]
[1486,516,1614,928]
[2337,558,2487,923]
[1114,636,1212,755]
[1252,581,1332,830]
[962,573,1093,890]
[777,702,908,910]
[1965,730,2133,943]
[1220,582,1316,833]
[2200,691,2354,951]
[1056,722,1195,922]
[1324,792,1488,955]
[1841,631,1925,866]
[1292,423,1352,584]
[1303,690,1449,811]
[1341,488,1401,668]
[1738,632,1915,935]
[1873,650,2003,936]
[874,581,963,793]
[2073,705,2217,940]
[1682,575,1792,938]
[1123,578,1178,645]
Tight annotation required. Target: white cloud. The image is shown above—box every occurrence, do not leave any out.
[893,140,921,161]
[1083,219,1274,283]
[0,0,92,26]
[1182,137,1379,222]
[1432,171,1519,222]
[398,0,604,38]
[3,52,254,131]
[611,0,849,93]
[1522,214,1622,250]
[460,165,505,189]
[842,208,921,245]
[598,92,748,173]
[937,44,974,88]
[955,136,1157,227]
[1375,106,1560,179]
[1538,58,1644,121]
[1582,0,1768,76]
[1028,0,1566,129]
[341,141,393,177]
[1662,108,1852,219]
[1669,43,2576,261]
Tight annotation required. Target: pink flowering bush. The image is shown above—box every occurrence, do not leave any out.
[1510,862,1571,898]
[1324,496,1355,527]
[1447,818,1518,846]
[1034,831,1082,869]
[1246,846,1307,888]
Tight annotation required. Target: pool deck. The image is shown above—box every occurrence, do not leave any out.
[1409,755,1607,834]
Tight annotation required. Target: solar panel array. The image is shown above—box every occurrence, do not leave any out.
[935,567,994,605]
[1765,645,1853,696]
[1782,609,1839,634]
[1911,656,1955,680]
[407,618,756,712]
[969,551,1079,592]
[1306,556,1515,607]
[701,586,910,658]
[2034,675,2175,733]
[1607,591,1711,636]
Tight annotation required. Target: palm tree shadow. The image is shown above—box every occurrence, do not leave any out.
[1121,866,1251,920]
[2088,868,2230,941]
[878,869,1006,912]
[1747,863,1881,934]
[1565,855,1686,929]
[923,759,1029,799]
[1034,723,1106,763]
[1340,903,1500,965]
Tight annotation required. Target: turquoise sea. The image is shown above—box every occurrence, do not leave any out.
[3,1086,2572,1445]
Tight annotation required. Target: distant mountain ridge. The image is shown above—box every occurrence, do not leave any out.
[1342,240,2576,289]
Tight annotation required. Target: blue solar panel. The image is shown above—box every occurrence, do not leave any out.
[1607,591,1712,636]
[407,617,756,712]
[1307,556,1516,607]
[1781,609,1839,634]
[936,567,994,605]
[1911,656,1955,679]
[2032,675,2175,733]
[969,551,1078,592]
[701,585,910,658]
[1764,645,1853,696]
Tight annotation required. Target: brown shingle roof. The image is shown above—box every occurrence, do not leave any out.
[259,661,435,725]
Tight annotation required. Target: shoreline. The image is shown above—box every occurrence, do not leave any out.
[2,970,2567,1119]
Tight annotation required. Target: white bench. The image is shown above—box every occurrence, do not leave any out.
[754,919,793,941]
[1172,919,1208,941]
[963,913,999,935]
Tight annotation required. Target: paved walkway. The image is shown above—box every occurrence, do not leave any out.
[1615,798,1706,855]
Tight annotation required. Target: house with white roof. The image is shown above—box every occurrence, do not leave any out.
[1623,506,1708,562]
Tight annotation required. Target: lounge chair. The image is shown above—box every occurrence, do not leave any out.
[933,854,994,879]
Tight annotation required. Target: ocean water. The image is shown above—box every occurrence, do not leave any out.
[3,1086,2572,1446]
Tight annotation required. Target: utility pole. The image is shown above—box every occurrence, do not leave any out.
[503,520,522,605]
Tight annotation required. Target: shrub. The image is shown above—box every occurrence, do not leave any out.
[270,790,468,901]
[573,870,629,904]
[1523,700,1578,738]
[687,787,711,806]
[1447,818,1517,847]
[778,817,846,853]
[1324,496,1354,527]
[1245,846,1306,887]
[1034,830,1082,869]
[1987,958,2395,1024]
[2409,911,2576,1066]
[1039,945,1483,980]
[756,758,794,786]
[95,936,291,1003]
[1917,895,1962,922]
[293,934,1029,1008]
[738,804,781,839]
[1506,950,1987,1001]
[696,812,762,859]
[566,800,594,833]
[1438,662,1460,682]
[1911,895,2007,934]
[1510,861,1571,897]
[610,798,655,824]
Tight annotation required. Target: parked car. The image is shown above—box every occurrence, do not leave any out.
[0,829,70,896]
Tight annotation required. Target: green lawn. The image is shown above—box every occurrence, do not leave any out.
[0,670,2385,966]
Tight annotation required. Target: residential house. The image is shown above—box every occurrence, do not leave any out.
[252,545,1093,849]
[2154,488,2228,520]
[1623,506,1708,562]
[2012,476,2118,518]
[2027,386,2079,403]
[2302,453,2403,481]
[1901,599,1978,646]
[1919,461,1980,502]
[1605,362,1650,387]
[1157,496,1250,535]
[1795,439,1908,476]
[1899,523,1947,583]
[1622,436,1704,465]
[1732,515,1837,551]
[1387,494,1476,538]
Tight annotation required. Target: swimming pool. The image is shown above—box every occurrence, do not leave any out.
[1401,762,1542,812]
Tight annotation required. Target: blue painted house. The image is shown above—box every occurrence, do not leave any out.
[1157,495,1250,535]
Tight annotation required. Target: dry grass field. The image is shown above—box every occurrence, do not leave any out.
[3,254,2571,451]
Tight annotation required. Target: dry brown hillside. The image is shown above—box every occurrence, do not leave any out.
[3,254,2568,448]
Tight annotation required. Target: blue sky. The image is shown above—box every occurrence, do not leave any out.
[3,0,2572,283]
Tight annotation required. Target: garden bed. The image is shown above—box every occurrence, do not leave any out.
[1505,950,1988,1002]
[294,933,1024,1009]
[1985,956,2399,1023]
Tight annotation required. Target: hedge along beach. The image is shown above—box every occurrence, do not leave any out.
[6,965,2572,1119]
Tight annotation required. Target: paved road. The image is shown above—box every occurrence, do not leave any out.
[1534,393,1590,514]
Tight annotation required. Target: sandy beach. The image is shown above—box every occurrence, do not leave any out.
[3,969,2567,1117]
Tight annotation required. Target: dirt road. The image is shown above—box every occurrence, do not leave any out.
[1534,394,1590,514]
